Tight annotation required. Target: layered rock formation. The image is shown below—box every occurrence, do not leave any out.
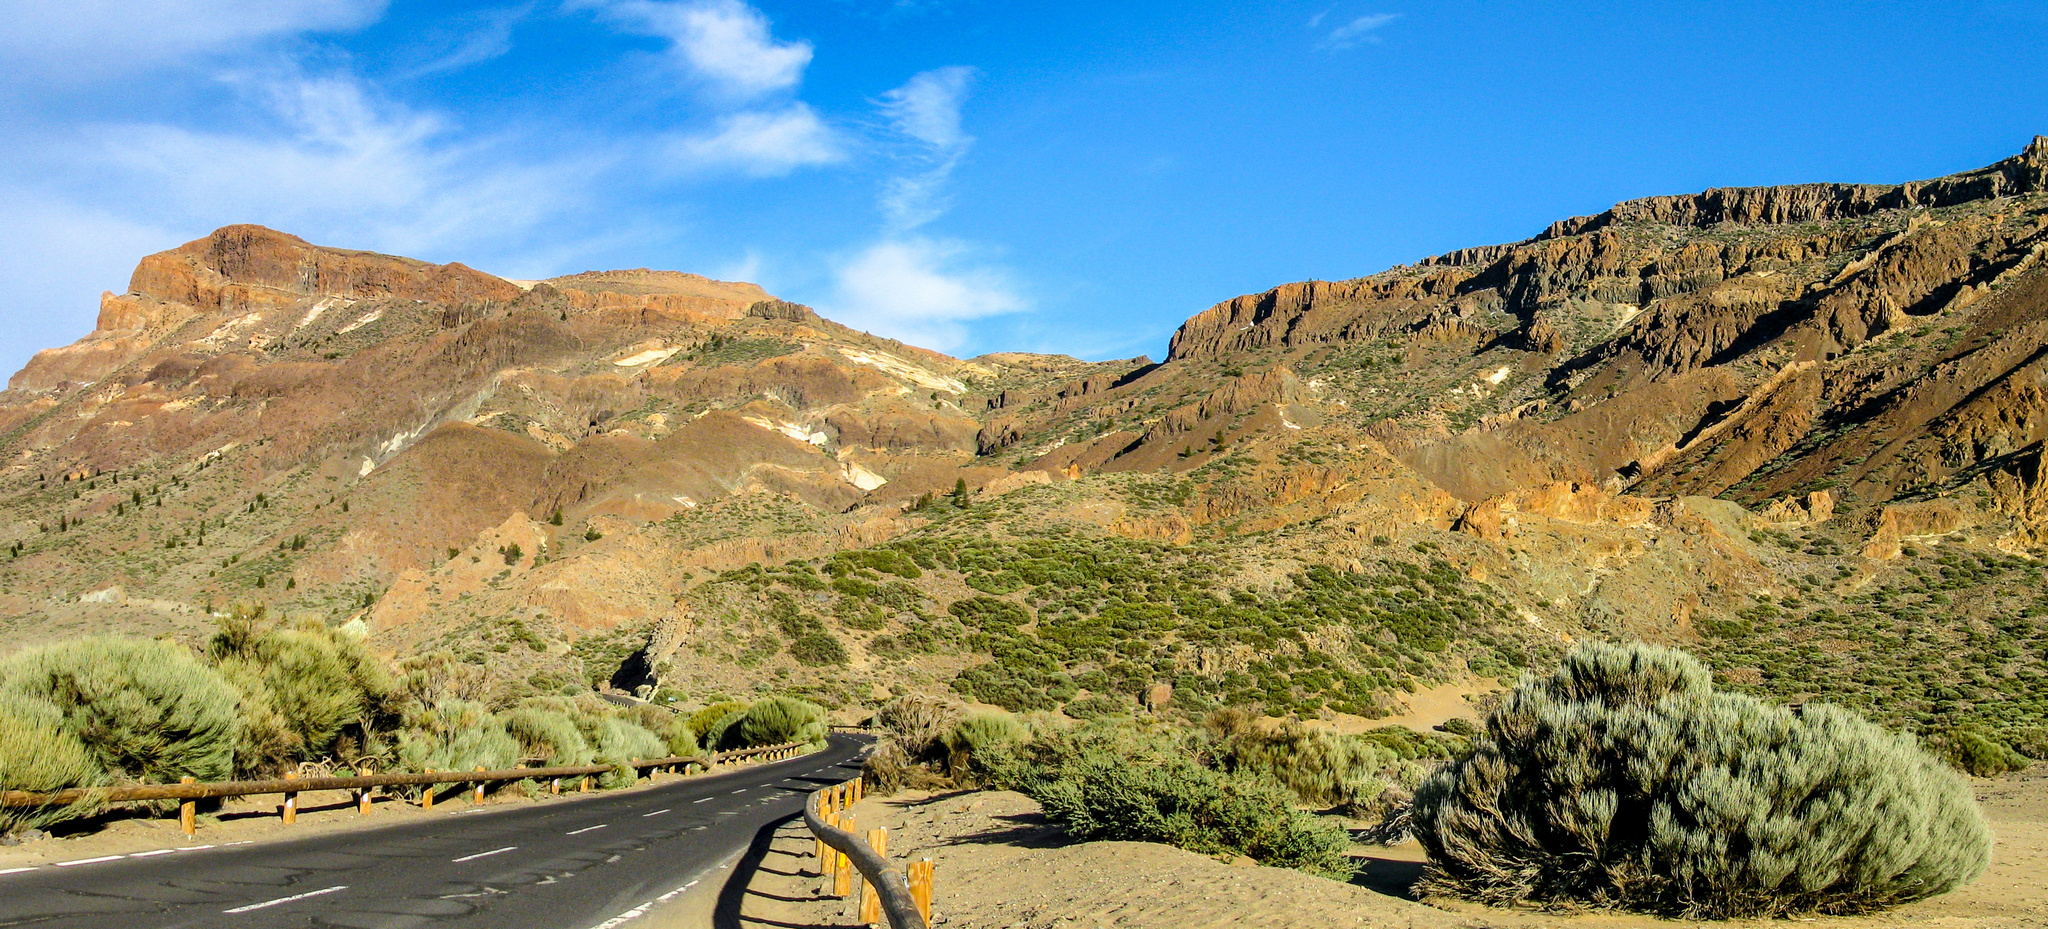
[6,138,2048,725]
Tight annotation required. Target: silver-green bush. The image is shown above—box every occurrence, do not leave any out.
[0,691,108,832]
[1213,717,1393,809]
[733,696,827,749]
[505,704,593,766]
[0,636,240,783]
[1412,642,1993,917]
[987,719,1351,877]
[395,699,519,775]
[209,615,396,774]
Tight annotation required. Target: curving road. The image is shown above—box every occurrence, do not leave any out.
[0,734,869,929]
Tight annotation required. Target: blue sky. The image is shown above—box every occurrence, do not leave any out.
[2,1,2045,376]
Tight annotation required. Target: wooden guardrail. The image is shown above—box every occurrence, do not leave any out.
[1,741,810,835]
[804,775,934,929]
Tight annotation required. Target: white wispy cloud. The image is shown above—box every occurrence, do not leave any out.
[876,66,977,232]
[398,3,534,78]
[578,0,813,100]
[665,104,843,175]
[18,69,597,267]
[0,0,386,81]
[818,66,1025,350]
[826,238,1025,352]
[1318,12,1398,50]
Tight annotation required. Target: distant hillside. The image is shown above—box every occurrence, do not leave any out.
[4,139,2047,758]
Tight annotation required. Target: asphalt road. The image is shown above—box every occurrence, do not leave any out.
[0,734,870,929]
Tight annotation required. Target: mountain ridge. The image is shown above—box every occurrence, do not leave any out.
[4,138,2048,753]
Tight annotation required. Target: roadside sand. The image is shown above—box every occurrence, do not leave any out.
[729,766,2047,929]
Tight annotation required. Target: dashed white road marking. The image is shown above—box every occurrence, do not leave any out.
[55,855,124,867]
[566,824,608,835]
[729,788,746,795]
[692,798,711,804]
[451,846,518,863]
[641,809,669,817]
[222,885,347,914]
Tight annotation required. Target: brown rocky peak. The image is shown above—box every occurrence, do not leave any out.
[542,268,769,303]
[128,224,521,312]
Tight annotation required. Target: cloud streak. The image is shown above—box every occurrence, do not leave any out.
[0,0,387,82]
[665,104,843,175]
[1317,12,1398,50]
[828,238,1023,352]
[580,0,813,100]
[877,66,977,233]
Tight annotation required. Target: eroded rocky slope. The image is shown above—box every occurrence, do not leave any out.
[5,141,2048,750]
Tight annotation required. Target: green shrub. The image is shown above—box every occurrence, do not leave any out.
[986,720,1351,876]
[1926,725,2030,776]
[396,699,519,775]
[1216,719,1392,808]
[0,636,240,783]
[1412,642,1993,918]
[687,701,749,742]
[209,618,395,767]
[587,717,668,788]
[702,706,749,750]
[735,696,827,748]
[504,705,593,766]
[788,631,848,666]
[0,691,108,833]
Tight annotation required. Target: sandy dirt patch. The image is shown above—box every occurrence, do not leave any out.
[728,767,2047,929]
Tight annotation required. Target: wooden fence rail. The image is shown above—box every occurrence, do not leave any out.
[0,741,810,835]
[803,775,931,929]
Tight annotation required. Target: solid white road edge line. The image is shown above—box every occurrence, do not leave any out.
[54,855,124,867]
[0,867,37,875]
[451,846,518,863]
[222,884,347,914]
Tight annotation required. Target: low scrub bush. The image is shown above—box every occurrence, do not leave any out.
[1215,717,1393,809]
[1925,724,2031,776]
[687,701,749,743]
[396,699,520,776]
[734,696,827,749]
[208,610,397,773]
[586,716,668,788]
[1413,642,1993,918]
[0,636,240,783]
[986,720,1352,877]
[505,704,593,766]
[0,691,108,833]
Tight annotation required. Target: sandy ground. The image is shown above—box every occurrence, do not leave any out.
[727,767,2048,929]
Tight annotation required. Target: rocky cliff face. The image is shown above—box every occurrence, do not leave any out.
[6,140,2048,734]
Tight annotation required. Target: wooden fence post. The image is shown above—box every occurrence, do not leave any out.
[859,827,888,924]
[551,777,561,796]
[833,813,856,898]
[358,786,372,815]
[281,771,297,824]
[178,777,196,836]
[421,770,435,809]
[473,766,486,804]
[909,859,934,928]
[580,775,592,793]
